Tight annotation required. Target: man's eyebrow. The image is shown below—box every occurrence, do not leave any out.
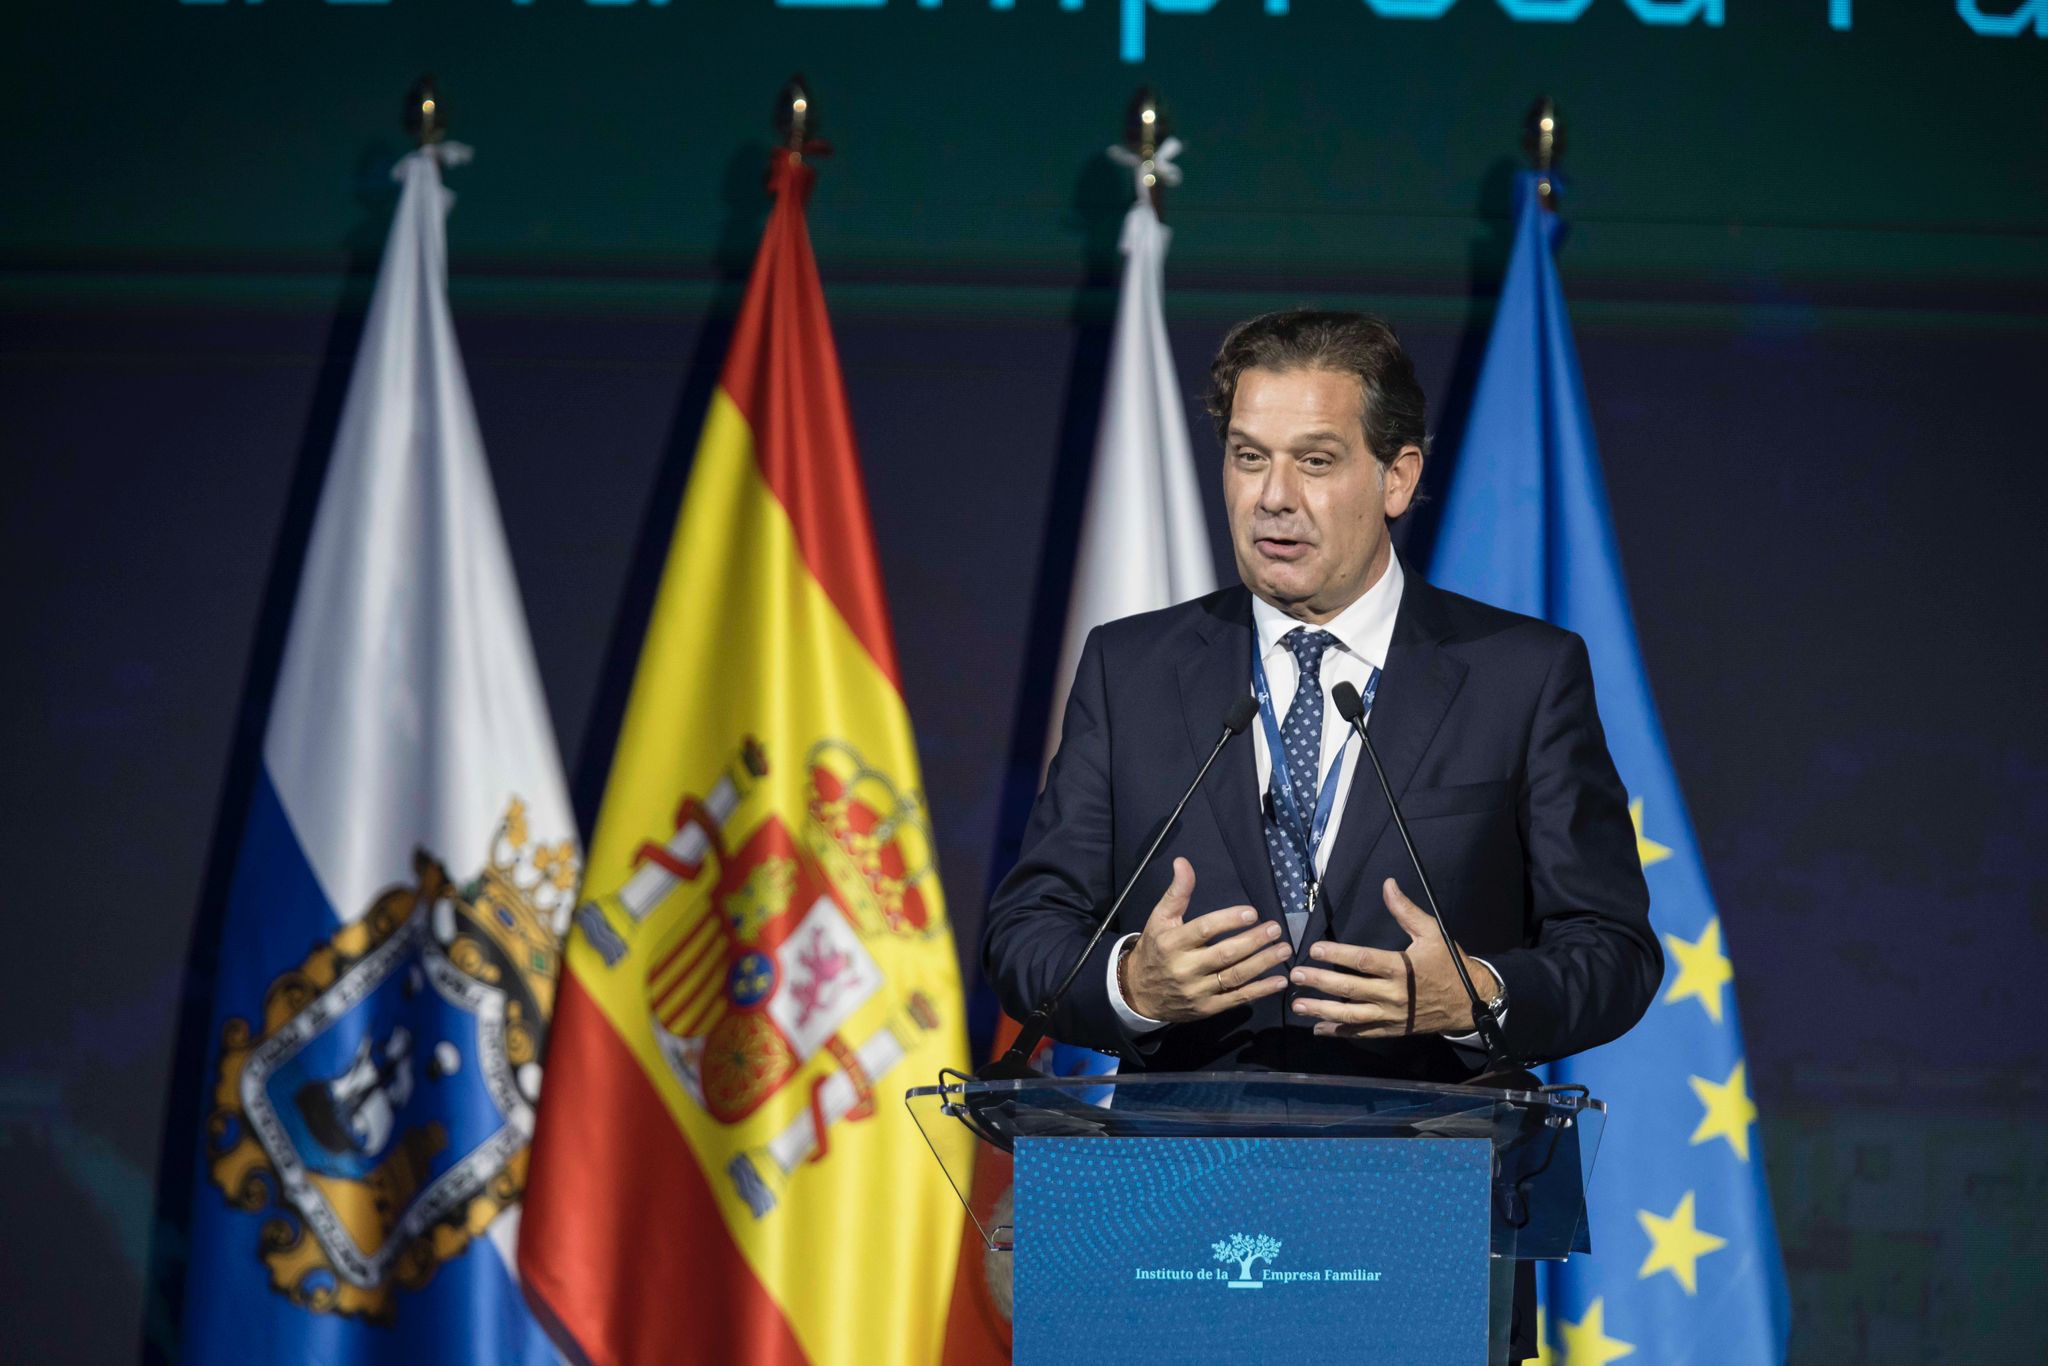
[1226,427,1354,449]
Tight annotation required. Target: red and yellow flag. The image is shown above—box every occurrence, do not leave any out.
[521,151,971,1366]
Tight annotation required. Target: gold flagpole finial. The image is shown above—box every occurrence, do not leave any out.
[1124,86,1170,220]
[776,75,815,164]
[405,74,446,148]
[1523,96,1562,212]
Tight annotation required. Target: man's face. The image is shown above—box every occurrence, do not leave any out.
[1221,366,1422,622]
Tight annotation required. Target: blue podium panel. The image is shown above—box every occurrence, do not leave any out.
[1012,1136,1491,1365]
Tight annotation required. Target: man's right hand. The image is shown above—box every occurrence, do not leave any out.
[1121,857,1292,1022]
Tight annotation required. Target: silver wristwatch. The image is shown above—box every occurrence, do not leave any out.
[1476,960,1508,1018]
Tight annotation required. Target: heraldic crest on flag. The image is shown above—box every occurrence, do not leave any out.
[202,800,580,1324]
[572,733,947,1217]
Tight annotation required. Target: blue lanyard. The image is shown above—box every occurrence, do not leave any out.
[1250,648,1381,875]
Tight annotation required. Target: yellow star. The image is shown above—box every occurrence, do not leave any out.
[1630,797,1672,869]
[1555,1297,1635,1366]
[1663,917,1734,1023]
[1533,1308,1560,1366]
[1636,1190,1729,1294]
[1689,1060,1758,1161]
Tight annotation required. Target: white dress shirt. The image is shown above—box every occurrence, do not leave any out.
[1104,553,1501,1046]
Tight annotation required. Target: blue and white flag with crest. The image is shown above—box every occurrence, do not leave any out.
[1427,171,1790,1364]
[182,144,574,1365]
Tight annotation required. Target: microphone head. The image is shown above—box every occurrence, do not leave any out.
[1331,680,1366,725]
[1223,695,1260,736]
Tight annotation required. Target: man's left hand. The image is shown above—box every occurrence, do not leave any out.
[1288,878,1499,1038]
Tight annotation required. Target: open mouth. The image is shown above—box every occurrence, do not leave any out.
[1255,537,1312,561]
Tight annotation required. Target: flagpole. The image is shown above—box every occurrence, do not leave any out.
[1523,95,1560,213]
[1124,86,1168,220]
[776,73,821,165]
[404,74,446,147]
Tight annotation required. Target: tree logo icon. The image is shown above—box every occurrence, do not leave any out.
[1211,1232,1282,1289]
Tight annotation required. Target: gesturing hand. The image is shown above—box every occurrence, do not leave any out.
[1287,878,1500,1038]
[1122,858,1292,1023]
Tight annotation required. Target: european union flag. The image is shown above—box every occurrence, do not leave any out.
[1427,171,1791,1364]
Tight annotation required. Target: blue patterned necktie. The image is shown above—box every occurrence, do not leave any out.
[1263,627,1336,946]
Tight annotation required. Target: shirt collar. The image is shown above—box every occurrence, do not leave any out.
[1250,548,1406,671]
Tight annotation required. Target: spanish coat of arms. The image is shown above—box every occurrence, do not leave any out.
[572,736,945,1218]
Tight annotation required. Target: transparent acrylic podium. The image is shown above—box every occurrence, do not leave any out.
[907,1070,1608,1364]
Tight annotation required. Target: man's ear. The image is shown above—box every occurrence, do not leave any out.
[1382,443,1425,519]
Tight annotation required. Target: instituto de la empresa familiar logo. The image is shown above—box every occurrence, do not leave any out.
[1133,1233,1384,1290]
[1214,1233,1282,1288]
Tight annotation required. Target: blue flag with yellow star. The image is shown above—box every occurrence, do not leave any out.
[1426,171,1790,1365]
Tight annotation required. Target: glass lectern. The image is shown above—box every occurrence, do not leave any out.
[907,1070,1607,1364]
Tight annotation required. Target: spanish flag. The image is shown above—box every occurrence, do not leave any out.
[521,149,971,1366]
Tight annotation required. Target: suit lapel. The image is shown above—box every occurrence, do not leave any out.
[1175,589,1284,927]
[1308,576,1469,952]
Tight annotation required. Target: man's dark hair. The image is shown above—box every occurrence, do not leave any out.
[1205,309,1430,466]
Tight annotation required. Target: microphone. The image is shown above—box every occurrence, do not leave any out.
[977,694,1261,1081]
[1330,679,1514,1072]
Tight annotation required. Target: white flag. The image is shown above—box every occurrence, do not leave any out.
[1045,138,1216,761]
[182,145,571,1364]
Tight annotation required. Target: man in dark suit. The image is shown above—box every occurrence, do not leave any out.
[982,310,1662,1361]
